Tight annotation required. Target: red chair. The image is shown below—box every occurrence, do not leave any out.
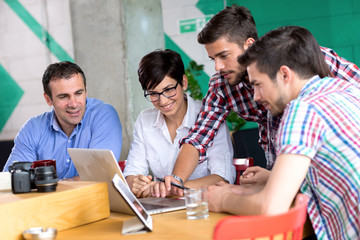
[233,157,254,185]
[213,194,310,240]
[118,160,126,172]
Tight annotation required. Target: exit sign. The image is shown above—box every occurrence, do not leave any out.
[178,15,213,34]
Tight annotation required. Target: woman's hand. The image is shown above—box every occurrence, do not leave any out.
[131,174,154,198]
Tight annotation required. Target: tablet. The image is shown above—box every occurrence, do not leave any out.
[112,173,153,234]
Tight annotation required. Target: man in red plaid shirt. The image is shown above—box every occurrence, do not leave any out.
[152,5,360,198]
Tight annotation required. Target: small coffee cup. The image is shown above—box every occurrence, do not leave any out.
[32,159,56,171]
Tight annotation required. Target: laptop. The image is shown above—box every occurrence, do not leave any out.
[68,148,186,215]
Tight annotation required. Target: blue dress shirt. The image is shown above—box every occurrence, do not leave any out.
[4,98,122,179]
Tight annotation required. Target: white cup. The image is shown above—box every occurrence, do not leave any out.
[184,187,209,220]
[23,227,57,240]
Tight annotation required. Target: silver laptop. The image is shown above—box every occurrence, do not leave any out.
[68,148,186,215]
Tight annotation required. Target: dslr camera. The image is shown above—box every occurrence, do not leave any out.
[9,161,58,194]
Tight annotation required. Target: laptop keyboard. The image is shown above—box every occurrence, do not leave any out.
[141,203,167,211]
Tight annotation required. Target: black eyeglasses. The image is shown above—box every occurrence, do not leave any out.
[144,82,179,102]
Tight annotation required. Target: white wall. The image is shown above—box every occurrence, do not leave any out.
[0,0,74,140]
[0,0,163,161]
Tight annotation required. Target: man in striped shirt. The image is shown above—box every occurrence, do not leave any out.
[207,25,360,240]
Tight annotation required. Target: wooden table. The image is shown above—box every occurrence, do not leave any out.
[57,210,229,240]
[0,181,109,240]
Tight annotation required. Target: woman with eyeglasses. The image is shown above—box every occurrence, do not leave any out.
[123,49,235,198]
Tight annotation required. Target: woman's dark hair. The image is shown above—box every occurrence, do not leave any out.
[138,49,185,90]
[198,5,258,48]
[238,26,331,80]
[42,61,86,99]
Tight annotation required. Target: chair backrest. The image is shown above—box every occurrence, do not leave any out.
[118,160,126,172]
[213,194,310,240]
[231,128,267,169]
[0,140,14,170]
[233,157,254,185]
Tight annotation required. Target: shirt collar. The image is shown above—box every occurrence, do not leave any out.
[154,108,165,128]
[298,75,321,97]
[50,110,60,131]
[241,75,252,90]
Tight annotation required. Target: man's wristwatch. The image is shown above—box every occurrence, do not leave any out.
[171,174,184,186]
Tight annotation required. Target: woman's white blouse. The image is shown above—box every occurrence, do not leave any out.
[123,95,236,184]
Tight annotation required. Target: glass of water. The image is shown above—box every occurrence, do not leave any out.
[184,187,209,220]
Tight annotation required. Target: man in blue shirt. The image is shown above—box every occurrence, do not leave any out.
[3,61,122,179]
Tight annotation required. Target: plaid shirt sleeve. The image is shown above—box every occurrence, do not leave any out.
[321,46,360,87]
[180,74,231,163]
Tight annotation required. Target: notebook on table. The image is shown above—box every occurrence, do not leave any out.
[68,148,186,215]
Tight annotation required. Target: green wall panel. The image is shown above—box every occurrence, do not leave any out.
[355,45,360,64]
[0,0,75,134]
[226,0,360,65]
[0,65,24,132]
[355,0,360,10]
[164,34,209,96]
[231,0,357,23]
[4,0,74,62]
[196,0,224,15]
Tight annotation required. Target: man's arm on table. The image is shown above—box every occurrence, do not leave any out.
[207,154,310,215]
[184,174,225,188]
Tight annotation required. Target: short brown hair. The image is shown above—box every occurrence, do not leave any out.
[238,26,331,80]
[138,49,185,90]
[198,5,258,49]
[42,61,86,99]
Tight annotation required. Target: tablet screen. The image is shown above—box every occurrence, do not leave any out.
[112,173,153,231]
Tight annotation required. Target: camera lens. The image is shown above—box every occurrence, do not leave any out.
[34,166,58,192]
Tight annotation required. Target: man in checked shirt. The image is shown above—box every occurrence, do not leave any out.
[152,5,360,198]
